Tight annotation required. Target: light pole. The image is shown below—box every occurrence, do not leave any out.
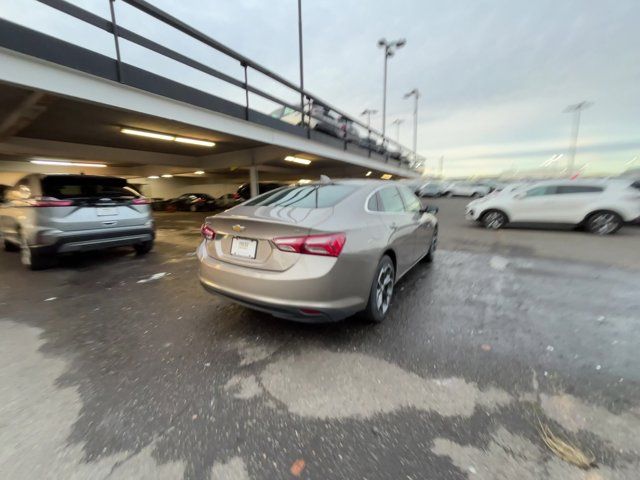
[360,109,378,129]
[297,0,305,125]
[391,118,404,143]
[378,38,406,138]
[563,101,592,177]
[403,88,420,159]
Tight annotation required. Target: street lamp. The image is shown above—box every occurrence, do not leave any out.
[563,101,592,177]
[391,118,404,143]
[360,109,378,129]
[378,38,406,138]
[403,88,420,158]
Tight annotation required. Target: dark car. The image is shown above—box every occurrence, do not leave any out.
[235,182,286,201]
[166,193,217,212]
[358,137,386,155]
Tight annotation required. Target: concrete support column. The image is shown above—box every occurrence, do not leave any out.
[249,165,259,198]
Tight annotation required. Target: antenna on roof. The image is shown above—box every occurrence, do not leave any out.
[319,175,332,184]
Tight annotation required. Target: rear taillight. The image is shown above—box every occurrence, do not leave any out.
[132,197,150,205]
[27,197,73,207]
[232,193,241,200]
[273,233,346,257]
[201,223,215,240]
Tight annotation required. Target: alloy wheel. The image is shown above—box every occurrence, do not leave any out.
[590,213,619,235]
[375,264,394,315]
[484,212,505,229]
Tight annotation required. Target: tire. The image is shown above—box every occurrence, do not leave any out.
[4,238,19,252]
[481,210,508,230]
[19,235,51,270]
[363,255,395,323]
[423,228,438,263]
[134,240,154,255]
[585,211,623,235]
[445,192,453,198]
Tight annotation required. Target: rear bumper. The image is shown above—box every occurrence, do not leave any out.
[32,227,155,255]
[197,242,364,322]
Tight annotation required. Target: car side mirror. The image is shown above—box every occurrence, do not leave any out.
[422,205,439,214]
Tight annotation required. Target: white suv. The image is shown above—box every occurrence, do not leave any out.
[465,180,640,234]
[444,182,491,198]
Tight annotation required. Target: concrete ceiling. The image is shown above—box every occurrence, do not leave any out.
[0,82,405,183]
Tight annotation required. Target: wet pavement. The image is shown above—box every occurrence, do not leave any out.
[1,207,639,479]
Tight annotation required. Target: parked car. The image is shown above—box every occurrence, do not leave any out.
[417,181,446,197]
[165,193,217,212]
[358,137,386,155]
[0,174,154,269]
[216,193,243,209]
[235,182,286,200]
[465,179,640,234]
[198,179,438,323]
[443,182,491,198]
[272,103,360,142]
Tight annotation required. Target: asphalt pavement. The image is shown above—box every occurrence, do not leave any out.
[1,201,639,479]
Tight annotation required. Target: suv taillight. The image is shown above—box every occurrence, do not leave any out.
[201,224,215,240]
[273,233,346,257]
[132,197,150,205]
[27,197,73,207]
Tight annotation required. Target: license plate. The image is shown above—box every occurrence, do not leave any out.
[96,207,118,216]
[230,237,257,259]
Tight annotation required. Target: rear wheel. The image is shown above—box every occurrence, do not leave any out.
[363,255,395,323]
[134,240,154,255]
[585,211,622,235]
[481,210,508,230]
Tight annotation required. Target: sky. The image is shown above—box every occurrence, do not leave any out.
[1,0,639,177]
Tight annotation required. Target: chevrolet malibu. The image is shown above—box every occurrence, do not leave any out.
[198,180,438,323]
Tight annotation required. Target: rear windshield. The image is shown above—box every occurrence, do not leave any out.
[244,184,356,208]
[42,176,141,199]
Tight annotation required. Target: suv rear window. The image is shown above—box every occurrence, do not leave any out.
[244,184,356,208]
[42,176,141,199]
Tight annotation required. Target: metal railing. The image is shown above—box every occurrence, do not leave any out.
[36,0,424,171]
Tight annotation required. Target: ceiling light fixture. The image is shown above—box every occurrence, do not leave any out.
[194,170,205,175]
[30,159,107,168]
[148,175,160,179]
[121,128,215,147]
[381,173,393,180]
[121,128,174,141]
[161,174,173,178]
[298,179,312,184]
[365,171,372,177]
[284,155,311,165]
[175,137,216,147]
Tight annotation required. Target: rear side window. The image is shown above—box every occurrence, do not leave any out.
[367,192,381,211]
[556,185,603,194]
[42,176,140,199]
[378,187,405,212]
[244,184,356,208]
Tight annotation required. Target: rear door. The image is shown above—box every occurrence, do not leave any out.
[553,185,604,222]
[38,175,149,232]
[377,186,418,275]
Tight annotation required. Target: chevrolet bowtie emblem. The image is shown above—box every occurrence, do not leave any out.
[232,224,246,232]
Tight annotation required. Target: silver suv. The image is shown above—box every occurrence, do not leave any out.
[0,174,155,269]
